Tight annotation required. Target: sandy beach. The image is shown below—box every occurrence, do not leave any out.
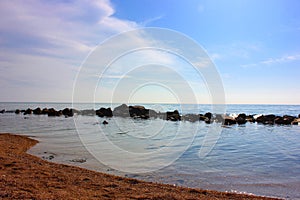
[0,133,281,200]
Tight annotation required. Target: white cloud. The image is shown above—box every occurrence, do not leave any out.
[0,0,139,102]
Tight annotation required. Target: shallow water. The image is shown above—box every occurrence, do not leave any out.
[0,103,299,199]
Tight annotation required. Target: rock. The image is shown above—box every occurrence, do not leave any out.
[235,114,247,125]
[23,108,32,115]
[62,108,75,117]
[292,118,300,125]
[275,115,295,125]
[129,106,149,119]
[223,117,236,125]
[41,108,48,115]
[199,114,208,121]
[204,112,212,120]
[246,115,255,123]
[166,110,181,121]
[256,114,276,125]
[33,107,42,115]
[0,109,5,114]
[182,114,200,122]
[47,108,62,117]
[102,120,108,125]
[96,107,113,117]
[113,104,129,117]
[15,109,20,114]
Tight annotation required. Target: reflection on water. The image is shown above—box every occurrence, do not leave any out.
[0,103,300,199]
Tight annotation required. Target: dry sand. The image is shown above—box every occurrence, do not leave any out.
[0,133,281,200]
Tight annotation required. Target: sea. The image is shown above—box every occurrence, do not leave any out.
[0,102,299,199]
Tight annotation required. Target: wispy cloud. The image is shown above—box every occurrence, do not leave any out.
[242,53,300,68]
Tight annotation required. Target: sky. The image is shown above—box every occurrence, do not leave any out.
[0,0,299,104]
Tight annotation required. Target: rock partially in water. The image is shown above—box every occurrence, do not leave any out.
[129,105,149,119]
[96,107,113,117]
[166,110,181,121]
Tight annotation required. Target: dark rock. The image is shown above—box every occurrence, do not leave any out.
[129,106,149,119]
[199,114,208,121]
[166,110,181,121]
[113,104,129,117]
[237,113,246,119]
[15,109,20,114]
[62,108,75,117]
[80,109,95,116]
[235,114,247,125]
[256,114,276,125]
[204,112,212,120]
[182,114,200,122]
[33,107,42,115]
[102,120,108,125]
[275,115,295,125]
[47,108,62,117]
[96,107,113,117]
[0,109,5,114]
[224,117,236,125]
[41,108,48,114]
[24,108,32,115]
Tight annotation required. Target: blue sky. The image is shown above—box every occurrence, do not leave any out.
[0,0,299,104]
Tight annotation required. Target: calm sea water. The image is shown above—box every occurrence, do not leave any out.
[0,102,299,199]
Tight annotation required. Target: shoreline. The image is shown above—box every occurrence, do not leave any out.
[0,133,281,199]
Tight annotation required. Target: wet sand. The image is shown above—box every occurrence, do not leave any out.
[0,133,280,200]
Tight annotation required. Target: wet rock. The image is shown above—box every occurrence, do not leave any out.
[0,109,5,114]
[166,110,181,121]
[129,105,149,119]
[199,114,208,121]
[96,107,113,117]
[224,117,236,125]
[113,104,129,117]
[15,109,20,114]
[33,107,42,115]
[235,113,247,125]
[47,108,62,117]
[102,120,108,125]
[292,118,300,125]
[41,108,48,114]
[204,112,212,120]
[274,115,295,125]
[62,108,76,117]
[24,108,32,115]
[256,114,276,125]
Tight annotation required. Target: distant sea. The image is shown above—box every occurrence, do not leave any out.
[0,102,300,199]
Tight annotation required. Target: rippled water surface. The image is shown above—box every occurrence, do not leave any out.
[0,103,299,199]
